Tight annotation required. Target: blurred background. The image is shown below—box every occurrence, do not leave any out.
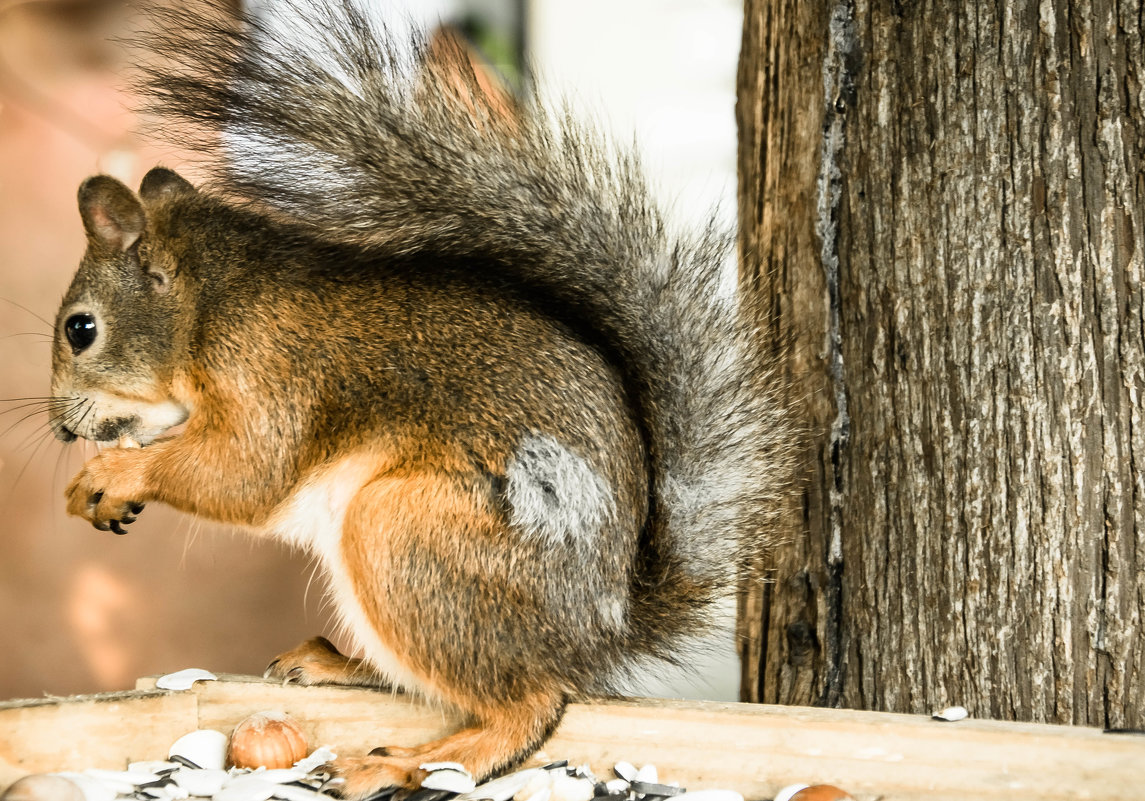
[0,0,741,701]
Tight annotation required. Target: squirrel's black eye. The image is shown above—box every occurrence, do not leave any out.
[64,313,97,353]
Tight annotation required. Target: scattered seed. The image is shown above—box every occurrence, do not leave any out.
[548,775,593,801]
[931,705,969,722]
[32,728,785,801]
[212,776,278,801]
[422,771,477,794]
[603,779,628,796]
[170,768,227,796]
[359,787,398,801]
[404,789,457,801]
[611,763,637,783]
[155,669,219,692]
[772,785,810,801]
[633,766,657,785]
[168,730,228,771]
[293,748,337,774]
[513,769,552,801]
[458,768,542,801]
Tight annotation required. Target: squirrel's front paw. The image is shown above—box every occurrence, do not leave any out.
[65,450,148,534]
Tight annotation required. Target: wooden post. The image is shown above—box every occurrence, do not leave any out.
[737,0,1145,728]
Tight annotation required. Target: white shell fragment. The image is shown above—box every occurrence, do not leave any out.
[292,746,337,773]
[266,784,328,801]
[213,776,278,801]
[248,769,309,785]
[612,762,637,782]
[127,761,180,774]
[549,775,594,801]
[773,785,811,801]
[156,669,219,691]
[79,771,146,795]
[49,774,116,801]
[422,769,478,794]
[34,732,763,801]
[167,729,229,770]
[932,705,969,722]
[513,770,552,801]
[633,765,658,784]
[169,767,226,796]
[459,768,544,801]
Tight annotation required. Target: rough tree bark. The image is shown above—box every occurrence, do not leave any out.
[737,0,1145,729]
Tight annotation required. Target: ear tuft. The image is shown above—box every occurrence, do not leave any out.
[139,167,195,205]
[78,176,145,253]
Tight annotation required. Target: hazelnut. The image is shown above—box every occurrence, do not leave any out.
[790,785,854,801]
[227,710,309,770]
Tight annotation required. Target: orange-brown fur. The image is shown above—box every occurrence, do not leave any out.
[49,3,797,798]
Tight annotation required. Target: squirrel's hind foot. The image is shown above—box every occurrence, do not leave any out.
[325,755,427,798]
[328,692,567,798]
[264,635,390,689]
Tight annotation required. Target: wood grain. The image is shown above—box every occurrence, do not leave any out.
[738,0,1145,728]
[2,676,1143,800]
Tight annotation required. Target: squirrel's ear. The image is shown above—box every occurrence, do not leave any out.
[421,25,518,128]
[139,167,195,204]
[78,175,145,253]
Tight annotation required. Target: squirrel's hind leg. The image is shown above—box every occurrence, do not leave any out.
[332,692,566,797]
[323,467,580,795]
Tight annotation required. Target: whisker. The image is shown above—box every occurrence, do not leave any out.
[46,398,92,442]
[0,397,83,447]
[71,400,96,437]
[0,332,53,343]
[12,416,64,453]
[0,401,61,422]
[0,407,64,440]
[7,419,64,498]
[0,396,78,415]
[0,296,53,332]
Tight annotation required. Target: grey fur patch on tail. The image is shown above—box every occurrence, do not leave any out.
[506,433,614,549]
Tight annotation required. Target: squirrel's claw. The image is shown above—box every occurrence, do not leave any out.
[65,450,149,534]
[324,755,425,797]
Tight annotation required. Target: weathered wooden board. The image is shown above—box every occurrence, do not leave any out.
[1,675,1142,800]
[0,689,198,787]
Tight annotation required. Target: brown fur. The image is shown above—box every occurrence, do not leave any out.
[49,4,798,797]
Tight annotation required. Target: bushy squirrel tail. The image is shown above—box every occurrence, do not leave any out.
[141,0,796,666]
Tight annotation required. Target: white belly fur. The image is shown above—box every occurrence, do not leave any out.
[263,455,427,696]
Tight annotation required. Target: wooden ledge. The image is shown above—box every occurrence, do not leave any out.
[1,675,1142,800]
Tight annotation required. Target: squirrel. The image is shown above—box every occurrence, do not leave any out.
[49,0,794,796]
